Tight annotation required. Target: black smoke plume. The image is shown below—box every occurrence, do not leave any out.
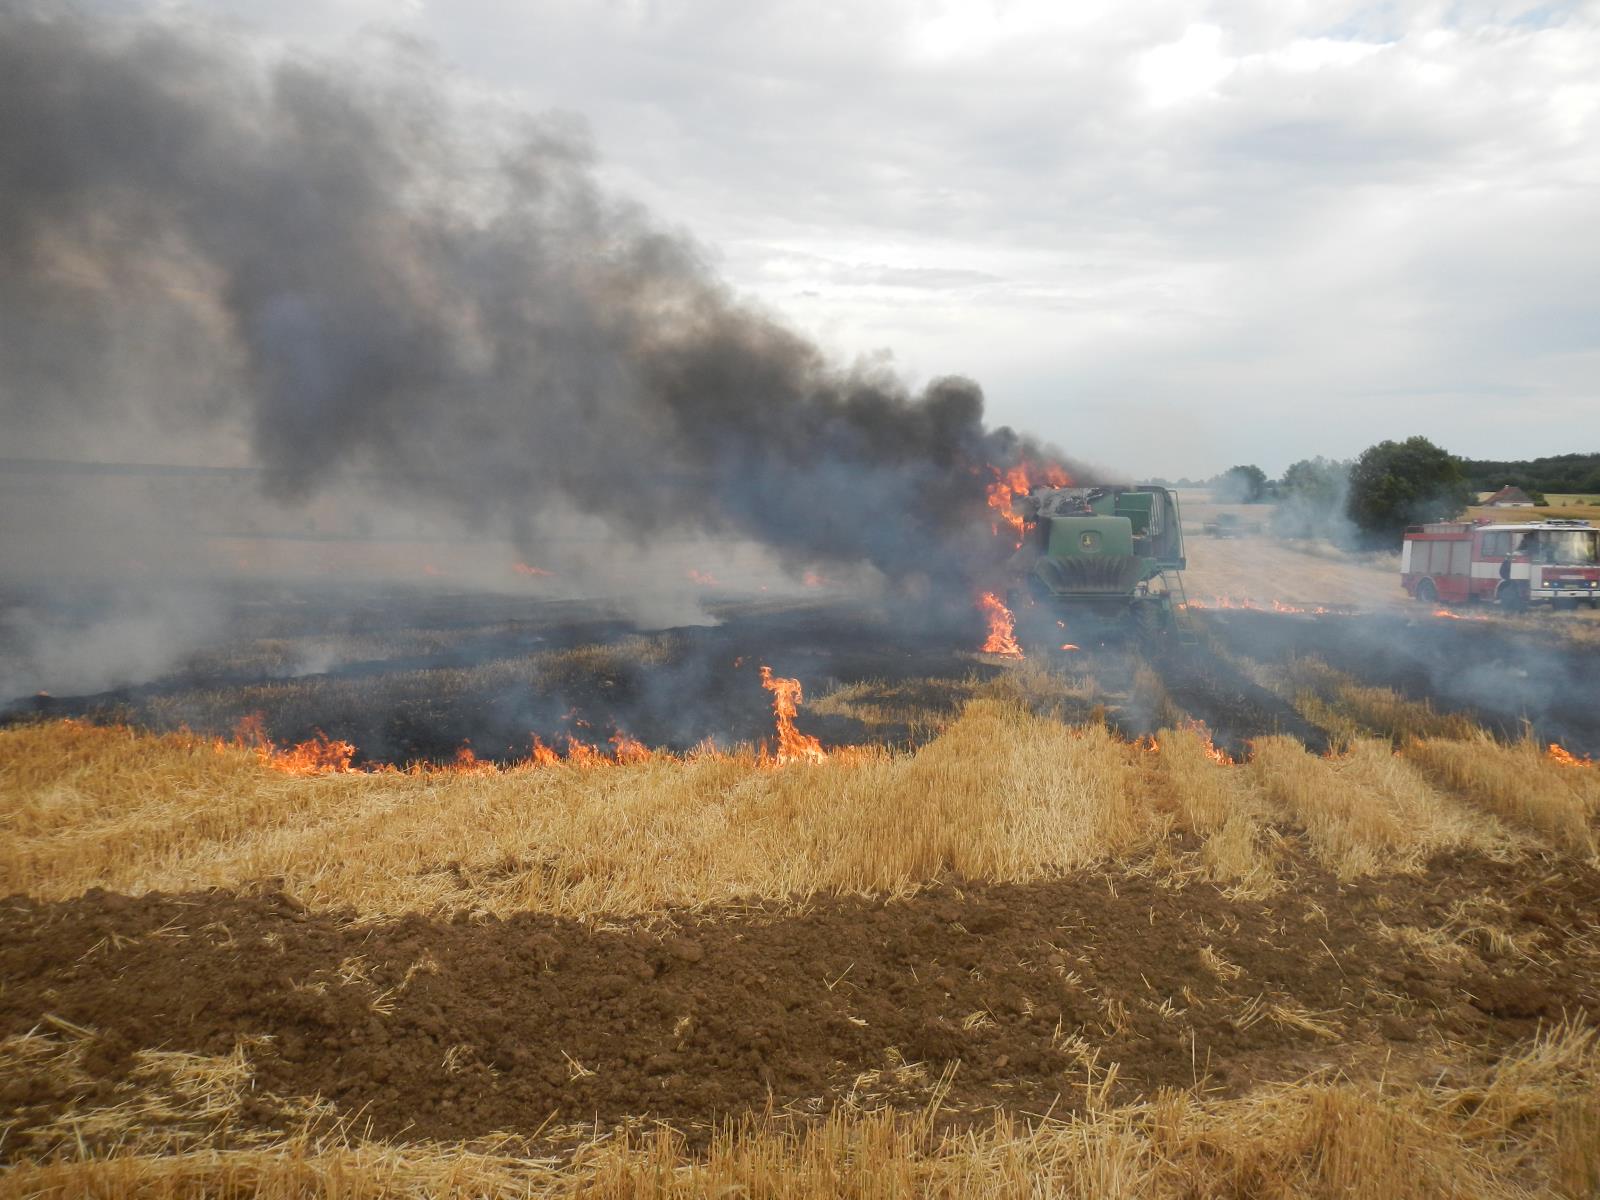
[0,8,1071,592]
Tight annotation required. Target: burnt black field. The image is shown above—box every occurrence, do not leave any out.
[0,585,1001,762]
[1201,609,1600,757]
[3,582,1596,763]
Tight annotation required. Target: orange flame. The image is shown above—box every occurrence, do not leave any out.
[450,745,498,775]
[1181,718,1234,766]
[224,658,848,774]
[563,736,608,767]
[686,568,719,586]
[985,464,1031,544]
[759,665,827,763]
[1186,595,1487,621]
[983,461,1071,548]
[978,592,1023,657]
[513,562,553,578]
[1431,608,1490,621]
[802,569,830,588]
[229,716,356,775]
[609,731,654,764]
[1548,743,1592,767]
[231,713,269,749]
[475,732,642,771]
[276,735,358,775]
[1060,643,1081,651]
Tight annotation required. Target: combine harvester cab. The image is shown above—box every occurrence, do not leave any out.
[1009,485,1189,643]
[1402,519,1600,611]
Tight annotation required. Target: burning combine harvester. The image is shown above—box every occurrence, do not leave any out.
[1001,485,1190,646]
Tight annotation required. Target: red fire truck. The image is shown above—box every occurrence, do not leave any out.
[1401,519,1600,610]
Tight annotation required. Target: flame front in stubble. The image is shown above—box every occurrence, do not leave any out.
[1549,743,1592,767]
[978,592,1023,657]
[759,665,827,764]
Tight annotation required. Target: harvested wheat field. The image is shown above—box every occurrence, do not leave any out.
[4,586,1600,1199]
[11,0,1600,1191]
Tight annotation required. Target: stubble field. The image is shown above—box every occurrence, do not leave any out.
[3,538,1600,1198]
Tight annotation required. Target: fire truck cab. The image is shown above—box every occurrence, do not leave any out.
[1402,519,1600,610]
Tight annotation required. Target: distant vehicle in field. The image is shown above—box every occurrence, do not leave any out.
[1204,513,1240,538]
[1402,520,1600,610]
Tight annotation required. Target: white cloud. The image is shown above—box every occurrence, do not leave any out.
[1139,23,1233,107]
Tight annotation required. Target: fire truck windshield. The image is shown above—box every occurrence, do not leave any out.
[1522,530,1599,564]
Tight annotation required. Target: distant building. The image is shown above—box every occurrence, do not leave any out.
[1482,485,1535,508]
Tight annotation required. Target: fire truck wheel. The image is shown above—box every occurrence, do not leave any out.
[1496,581,1528,612]
[1415,579,1438,603]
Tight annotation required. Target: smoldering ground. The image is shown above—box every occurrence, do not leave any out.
[1202,609,1600,756]
[6,589,1002,762]
[0,469,824,700]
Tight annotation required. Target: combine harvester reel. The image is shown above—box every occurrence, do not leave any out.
[1005,485,1195,652]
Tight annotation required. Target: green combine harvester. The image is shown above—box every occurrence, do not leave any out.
[1007,485,1190,644]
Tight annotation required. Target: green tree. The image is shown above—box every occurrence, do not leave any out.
[1215,464,1268,503]
[1345,437,1473,545]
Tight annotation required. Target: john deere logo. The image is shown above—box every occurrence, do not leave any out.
[1079,531,1101,552]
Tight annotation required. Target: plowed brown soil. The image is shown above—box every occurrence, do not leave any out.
[5,849,1598,1157]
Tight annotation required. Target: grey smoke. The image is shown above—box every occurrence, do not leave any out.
[1271,458,1358,546]
[0,587,225,698]
[0,8,1072,595]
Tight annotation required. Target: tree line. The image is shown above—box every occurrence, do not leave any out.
[1149,439,1599,547]
[1457,453,1600,497]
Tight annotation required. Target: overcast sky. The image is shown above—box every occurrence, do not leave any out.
[111,0,1599,478]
